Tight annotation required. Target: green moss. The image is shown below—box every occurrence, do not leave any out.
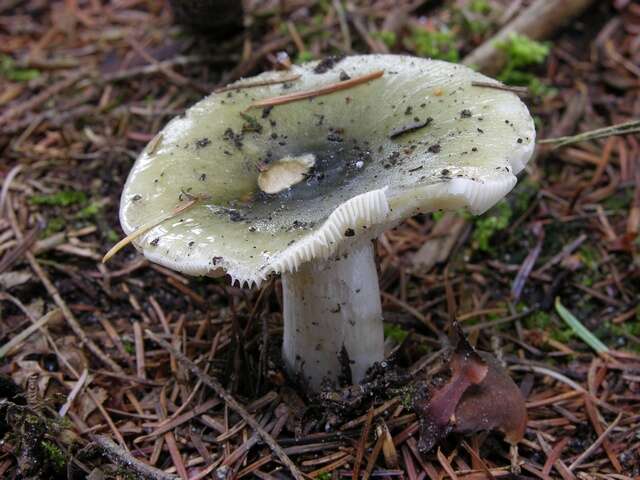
[296,51,315,63]
[432,210,445,222]
[106,229,120,243]
[454,1,492,35]
[410,27,459,62]
[469,0,491,14]
[513,178,539,213]
[316,473,332,480]
[41,440,66,472]
[603,189,633,211]
[373,30,397,48]
[0,54,40,82]
[75,202,101,219]
[578,245,599,271]
[550,327,575,343]
[497,33,550,68]
[384,323,409,343]
[123,341,135,355]
[392,384,417,409]
[495,34,552,96]
[239,112,262,133]
[609,321,640,338]
[42,217,65,237]
[29,190,87,207]
[578,274,593,288]
[471,200,512,252]
[524,310,551,330]
[432,208,470,223]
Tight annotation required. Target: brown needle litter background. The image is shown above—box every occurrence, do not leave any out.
[1,0,639,479]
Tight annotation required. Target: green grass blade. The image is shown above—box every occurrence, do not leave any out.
[554,298,609,354]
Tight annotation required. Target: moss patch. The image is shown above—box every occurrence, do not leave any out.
[409,27,459,62]
[496,33,552,96]
[384,323,409,343]
[29,190,87,207]
[471,200,512,252]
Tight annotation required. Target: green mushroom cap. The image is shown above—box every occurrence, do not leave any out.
[120,54,535,286]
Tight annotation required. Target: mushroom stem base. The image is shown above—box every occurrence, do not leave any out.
[281,241,384,391]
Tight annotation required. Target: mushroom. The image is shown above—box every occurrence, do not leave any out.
[118,55,535,391]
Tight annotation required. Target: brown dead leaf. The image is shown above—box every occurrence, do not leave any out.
[414,334,488,452]
[453,352,527,444]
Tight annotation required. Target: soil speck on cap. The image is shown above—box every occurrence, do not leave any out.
[223,128,243,149]
[460,109,472,118]
[195,137,211,149]
[313,55,346,74]
[428,144,441,153]
[344,228,355,237]
[390,117,433,139]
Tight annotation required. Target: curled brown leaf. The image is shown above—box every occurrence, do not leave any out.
[414,335,488,452]
[414,330,526,451]
[453,352,527,445]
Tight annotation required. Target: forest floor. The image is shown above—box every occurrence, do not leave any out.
[1,0,639,478]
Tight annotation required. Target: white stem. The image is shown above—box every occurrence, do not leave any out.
[281,241,384,391]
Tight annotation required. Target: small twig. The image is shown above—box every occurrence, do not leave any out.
[568,413,623,471]
[247,70,384,110]
[362,429,385,480]
[542,437,570,477]
[102,197,202,263]
[145,330,305,480]
[509,364,618,412]
[97,55,226,84]
[27,250,124,372]
[0,70,86,126]
[92,435,177,480]
[126,37,192,89]
[0,164,22,217]
[352,408,374,480]
[215,74,302,93]
[59,368,88,418]
[534,233,587,275]
[133,398,221,444]
[333,0,351,52]
[471,81,529,95]
[0,305,61,358]
[134,321,146,379]
[436,448,459,480]
[538,119,640,149]
[536,432,575,480]
[511,224,544,300]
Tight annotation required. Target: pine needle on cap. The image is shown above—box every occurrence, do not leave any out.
[102,197,202,263]
[247,70,384,110]
[214,74,302,93]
